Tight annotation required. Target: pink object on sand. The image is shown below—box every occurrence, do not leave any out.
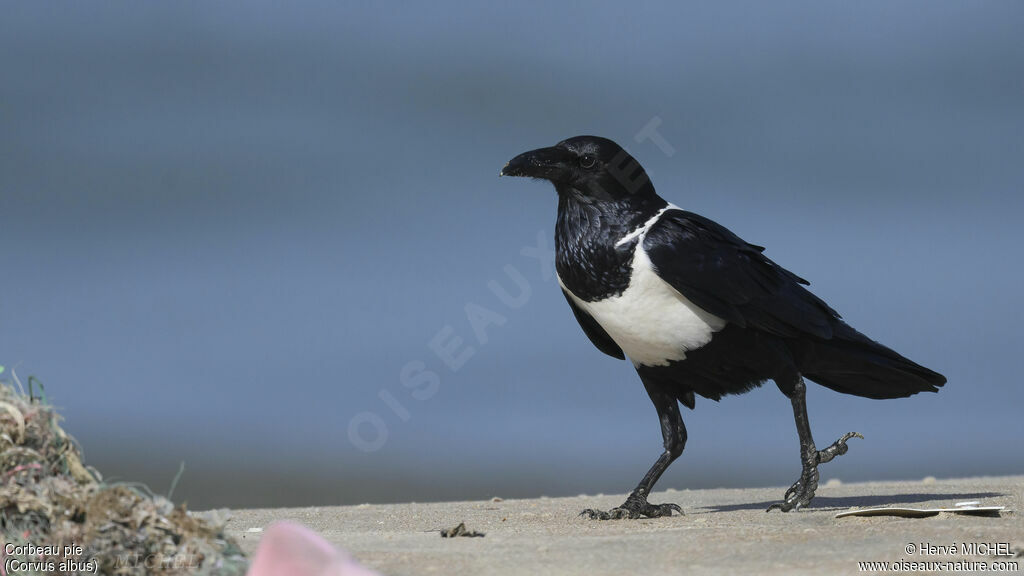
[246,521,381,576]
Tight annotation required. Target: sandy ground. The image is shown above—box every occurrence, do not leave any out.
[225,476,1023,575]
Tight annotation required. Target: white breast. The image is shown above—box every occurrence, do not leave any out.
[560,210,727,367]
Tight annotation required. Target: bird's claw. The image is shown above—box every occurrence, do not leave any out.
[816,431,863,464]
[782,477,804,501]
[768,432,862,512]
[767,499,804,512]
[580,500,682,520]
[769,465,818,512]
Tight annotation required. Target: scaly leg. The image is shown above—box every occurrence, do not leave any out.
[768,377,862,512]
[582,379,686,520]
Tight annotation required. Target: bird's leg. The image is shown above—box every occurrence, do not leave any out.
[768,377,862,512]
[581,381,685,520]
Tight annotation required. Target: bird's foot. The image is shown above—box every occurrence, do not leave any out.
[767,432,862,512]
[815,431,863,464]
[580,491,682,520]
[767,465,819,512]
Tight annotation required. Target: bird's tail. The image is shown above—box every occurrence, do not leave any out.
[799,323,946,399]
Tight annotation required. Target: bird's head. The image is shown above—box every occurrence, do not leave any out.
[500,135,654,202]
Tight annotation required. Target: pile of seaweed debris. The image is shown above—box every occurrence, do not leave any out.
[0,369,248,575]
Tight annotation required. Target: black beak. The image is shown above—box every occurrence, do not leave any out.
[500,146,573,180]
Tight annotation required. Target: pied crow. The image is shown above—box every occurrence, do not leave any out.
[500,135,946,519]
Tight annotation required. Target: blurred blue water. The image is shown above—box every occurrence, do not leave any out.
[1,2,1022,508]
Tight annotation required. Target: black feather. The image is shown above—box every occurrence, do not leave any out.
[644,210,837,339]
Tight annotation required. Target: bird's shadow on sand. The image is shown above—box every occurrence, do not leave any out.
[704,492,1005,513]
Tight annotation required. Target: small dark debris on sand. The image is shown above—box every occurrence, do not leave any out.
[0,375,248,575]
[441,522,485,538]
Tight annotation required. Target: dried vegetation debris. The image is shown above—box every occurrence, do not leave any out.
[440,522,485,538]
[0,376,248,575]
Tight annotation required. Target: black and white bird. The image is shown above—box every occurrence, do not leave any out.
[500,135,946,519]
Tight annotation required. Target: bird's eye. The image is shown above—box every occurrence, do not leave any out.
[579,154,597,169]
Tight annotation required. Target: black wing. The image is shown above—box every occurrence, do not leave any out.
[561,289,625,359]
[644,210,839,339]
